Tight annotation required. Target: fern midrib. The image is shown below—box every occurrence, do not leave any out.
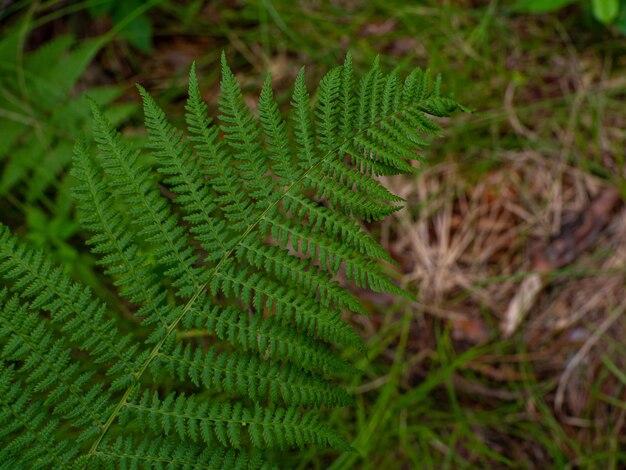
[83,95,437,464]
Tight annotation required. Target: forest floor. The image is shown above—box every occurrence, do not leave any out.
[4,0,626,468]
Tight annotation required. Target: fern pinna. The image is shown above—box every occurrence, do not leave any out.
[0,54,460,468]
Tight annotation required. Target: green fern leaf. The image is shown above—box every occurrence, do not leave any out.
[0,54,462,468]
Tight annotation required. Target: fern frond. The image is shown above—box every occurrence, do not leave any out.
[93,435,273,470]
[89,100,202,298]
[235,236,366,314]
[282,192,393,262]
[291,68,317,170]
[152,341,351,407]
[218,53,272,206]
[211,266,363,350]
[184,304,357,376]
[0,224,139,390]
[402,66,429,105]
[356,56,383,131]
[304,165,402,221]
[72,136,175,330]
[0,290,111,441]
[185,65,249,233]
[0,365,79,469]
[0,54,462,468]
[262,214,390,288]
[258,75,293,183]
[121,392,351,451]
[139,83,229,264]
[315,66,342,153]
[338,52,356,142]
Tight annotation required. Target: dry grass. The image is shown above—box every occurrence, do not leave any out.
[376,146,626,464]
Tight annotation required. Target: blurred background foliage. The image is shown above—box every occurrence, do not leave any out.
[1,0,626,468]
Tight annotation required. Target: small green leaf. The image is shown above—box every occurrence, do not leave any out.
[121,15,153,53]
[86,0,115,17]
[592,0,619,23]
[112,1,154,52]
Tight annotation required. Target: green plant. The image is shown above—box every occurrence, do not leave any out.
[515,0,626,31]
[0,30,136,282]
[0,53,461,468]
[86,0,161,52]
